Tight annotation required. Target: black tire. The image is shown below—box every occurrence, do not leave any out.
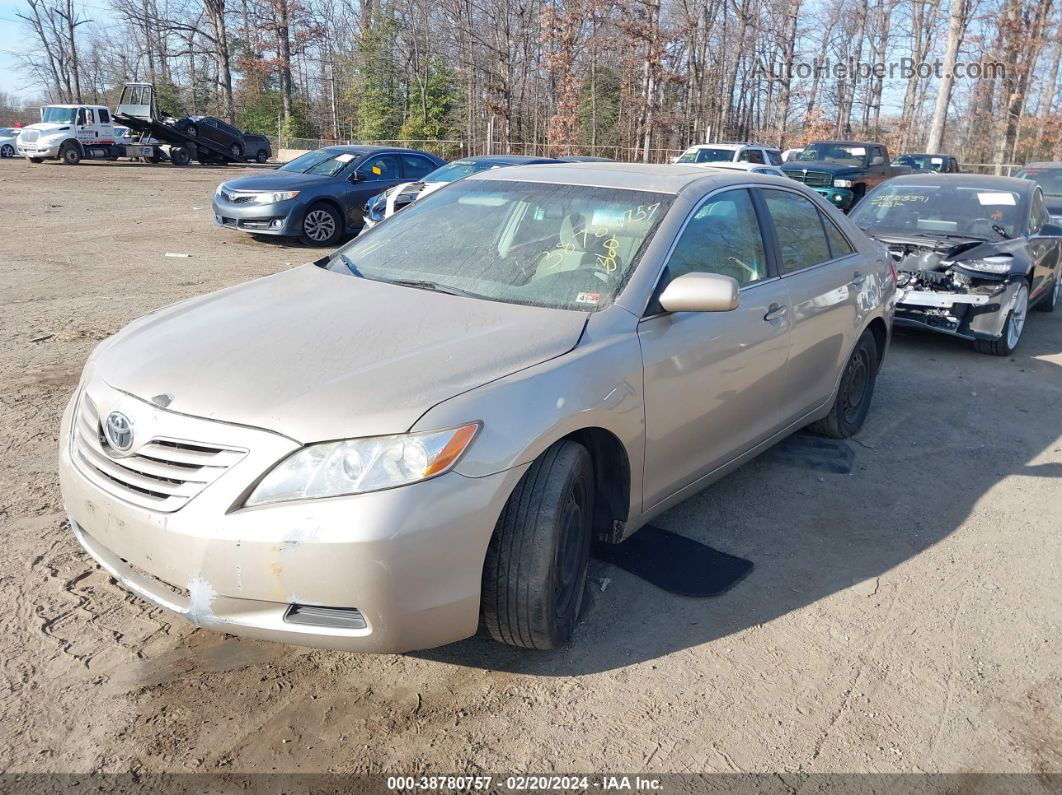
[1034,268,1059,313]
[300,202,343,245]
[0,144,13,158]
[229,142,243,160]
[975,281,1029,356]
[170,147,191,166]
[255,149,269,164]
[60,142,81,165]
[184,123,198,138]
[808,330,879,439]
[481,440,594,650]
[29,157,44,164]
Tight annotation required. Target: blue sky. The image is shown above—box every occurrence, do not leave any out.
[0,0,34,100]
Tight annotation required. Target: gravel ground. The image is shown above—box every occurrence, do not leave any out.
[0,158,1059,781]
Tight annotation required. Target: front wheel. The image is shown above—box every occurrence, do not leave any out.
[300,203,342,245]
[0,144,13,158]
[808,329,879,438]
[60,143,81,165]
[481,440,594,650]
[976,282,1029,355]
[230,143,243,160]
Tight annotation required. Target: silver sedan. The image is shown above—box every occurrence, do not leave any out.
[59,164,895,653]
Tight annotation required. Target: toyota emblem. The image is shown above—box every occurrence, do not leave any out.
[104,411,134,452]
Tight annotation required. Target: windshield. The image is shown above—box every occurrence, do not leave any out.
[280,149,356,177]
[677,147,734,164]
[1015,167,1062,197]
[798,144,867,166]
[422,159,505,183]
[41,107,77,124]
[325,180,672,311]
[851,183,1028,240]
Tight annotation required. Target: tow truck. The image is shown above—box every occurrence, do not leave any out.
[16,83,243,166]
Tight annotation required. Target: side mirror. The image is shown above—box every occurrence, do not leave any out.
[349,171,364,182]
[1039,222,1062,237]
[658,272,740,313]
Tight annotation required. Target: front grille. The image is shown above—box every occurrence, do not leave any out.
[219,190,255,203]
[20,130,39,143]
[71,394,246,512]
[783,169,833,188]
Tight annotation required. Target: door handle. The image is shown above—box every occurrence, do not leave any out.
[764,303,788,323]
[850,271,867,286]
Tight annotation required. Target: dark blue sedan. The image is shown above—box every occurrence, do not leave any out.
[212,146,445,245]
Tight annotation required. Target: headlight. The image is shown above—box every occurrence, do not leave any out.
[954,256,1012,274]
[251,190,299,204]
[833,179,853,188]
[244,423,480,506]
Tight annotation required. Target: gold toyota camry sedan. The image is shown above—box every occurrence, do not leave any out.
[59,164,895,652]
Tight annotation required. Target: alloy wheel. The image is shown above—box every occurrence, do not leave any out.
[1,144,12,158]
[303,209,337,242]
[1007,284,1029,350]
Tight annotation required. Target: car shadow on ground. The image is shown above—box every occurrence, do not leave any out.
[16,160,277,170]
[414,314,1062,675]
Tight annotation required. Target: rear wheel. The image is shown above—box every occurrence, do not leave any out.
[229,142,243,160]
[170,146,191,166]
[976,282,1029,355]
[808,330,879,438]
[60,142,81,165]
[481,440,594,650]
[184,123,198,138]
[255,149,269,164]
[300,203,342,245]
[0,144,13,158]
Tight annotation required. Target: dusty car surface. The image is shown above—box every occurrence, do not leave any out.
[851,174,1061,355]
[60,164,894,653]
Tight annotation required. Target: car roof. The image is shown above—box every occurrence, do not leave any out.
[466,162,780,194]
[884,173,1032,192]
[456,155,557,165]
[317,145,438,158]
[1021,162,1062,169]
[899,152,956,158]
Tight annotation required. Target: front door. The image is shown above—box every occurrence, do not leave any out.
[343,154,404,227]
[639,187,791,509]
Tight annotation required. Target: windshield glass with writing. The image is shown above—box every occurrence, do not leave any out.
[798,145,866,166]
[280,149,356,176]
[851,183,1027,239]
[41,107,77,124]
[1015,168,1062,197]
[325,180,672,311]
[677,148,733,164]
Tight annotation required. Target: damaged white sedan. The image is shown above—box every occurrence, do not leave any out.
[851,174,1061,355]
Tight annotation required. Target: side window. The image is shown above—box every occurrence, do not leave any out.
[98,108,110,124]
[401,155,436,180]
[746,149,765,164]
[358,154,400,181]
[1030,191,1049,235]
[77,108,86,125]
[738,149,751,162]
[766,150,783,166]
[822,215,855,258]
[664,189,768,288]
[84,109,95,125]
[762,189,832,274]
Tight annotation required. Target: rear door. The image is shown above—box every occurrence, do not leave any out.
[759,187,864,424]
[638,187,791,508]
[400,153,438,180]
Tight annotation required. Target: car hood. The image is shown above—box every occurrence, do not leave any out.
[221,171,335,192]
[93,264,587,443]
[782,162,861,176]
[19,122,72,136]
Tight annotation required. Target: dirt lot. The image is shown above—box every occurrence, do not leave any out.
[0,158,1059,780]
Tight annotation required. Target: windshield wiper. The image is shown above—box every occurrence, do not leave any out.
[338,253,363,277]
[388,279,480,298]
[992,224,1011,239]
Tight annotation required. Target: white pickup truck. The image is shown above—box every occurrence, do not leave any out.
[16,103,166,165]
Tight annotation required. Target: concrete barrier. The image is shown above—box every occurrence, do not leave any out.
[278,148,311,163]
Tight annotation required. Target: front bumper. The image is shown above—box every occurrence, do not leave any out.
[59,381,524,653]
[894,280,1017,341]
[212,196,304,237]
[812,186,855,210]
[18,140,61,158]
